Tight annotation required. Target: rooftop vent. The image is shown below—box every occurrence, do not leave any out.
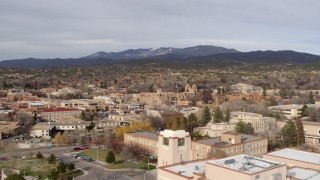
[195,166,199,170]
[224,159,235,165]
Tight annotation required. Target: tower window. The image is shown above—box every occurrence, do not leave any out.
[178,138,185,146]
[163,137,169,146]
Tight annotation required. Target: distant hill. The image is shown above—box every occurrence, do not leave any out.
[82,45,238,60]
[191,50,320,64]
[0,45,319,68]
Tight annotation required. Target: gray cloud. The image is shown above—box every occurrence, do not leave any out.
[0,0,319,60]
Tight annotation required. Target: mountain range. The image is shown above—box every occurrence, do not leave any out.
[0,45,319,68]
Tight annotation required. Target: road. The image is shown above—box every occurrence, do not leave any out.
[0,146,156,180]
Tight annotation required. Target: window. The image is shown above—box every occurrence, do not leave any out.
[178,138,185,146]
[202,146,205,151]
[196,145,199,150]
[163,137,169,146]
[207,147,211,152]
[196,153,199,158]
[225,149,228,154]
[255,174,260,179]
[202,154,205,158]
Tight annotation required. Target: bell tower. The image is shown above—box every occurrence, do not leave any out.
[157,112,191,167]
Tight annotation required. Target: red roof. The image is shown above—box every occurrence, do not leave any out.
[42,108,81,112]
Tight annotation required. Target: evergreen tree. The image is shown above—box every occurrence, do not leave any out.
[281,120,297,146]
[300,105,308,117]
[235,121,246,133]
[185,113,198,135]
[295,118,305,146]
[202,106,211,126]
[67,163,75,171]
[309,91,315,104]
[235,121,254,134]
[224,109,231,124]
[263,87,267,96]
[243,123,254,135]
[48,169,59,180]
[57,162,66,173]
[279,88,287,98]
[36,151,43,159]
[48,154,56,164]
[213,107,223,123]
[190,98,197,106]
[106,151,115,163]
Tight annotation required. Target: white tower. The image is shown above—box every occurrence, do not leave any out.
[157,129,191,167]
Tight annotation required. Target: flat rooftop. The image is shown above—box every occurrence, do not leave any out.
[127,132,158,141]
[287,167,320,180]
[195,134,264,147]
[267,148,320,165]
[164,160,208,178]
[207,155,283,174]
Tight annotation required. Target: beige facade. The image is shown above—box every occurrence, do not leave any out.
[41,108,82,120]
[230,111,276,135]
[191,132,268,160]
[139,91,196,106]
[158,130,192,167]
[124,132,158,156]
[196,122,235,137]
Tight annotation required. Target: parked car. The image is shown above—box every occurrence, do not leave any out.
[71,154,80,158]
[84,158,94,162]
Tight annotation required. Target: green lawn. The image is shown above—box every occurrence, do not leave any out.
[80,149,156,170]
[0,158,84,180]
[0,158,56,180]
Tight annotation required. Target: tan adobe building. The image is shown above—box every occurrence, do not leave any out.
[192,132,268,160]
[30,123,55,139]
[277,120,320,147]
[263,148,320,170]
[139,90,196,106]
[124,132,158,156]
[6,89,39,102]
[41,108,82,120]
[158,155,287,180]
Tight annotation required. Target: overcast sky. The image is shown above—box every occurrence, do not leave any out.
[0,0,320,60]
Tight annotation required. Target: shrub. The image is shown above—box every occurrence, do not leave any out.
[106,151,115,163]
[36,151,43,159]
[48,154,56,164]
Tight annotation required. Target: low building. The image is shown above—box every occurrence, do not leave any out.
[158,154,287,180]
[230,83,263,95]
[230,111,276,136]
[192,132,268,160]
[269,104,320,119]
[263,148,320,170]
[196,122,235,137]
[30,123,55,139]
[124,132,158,156]
[286,167,320,180]
[41,108,82,120]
